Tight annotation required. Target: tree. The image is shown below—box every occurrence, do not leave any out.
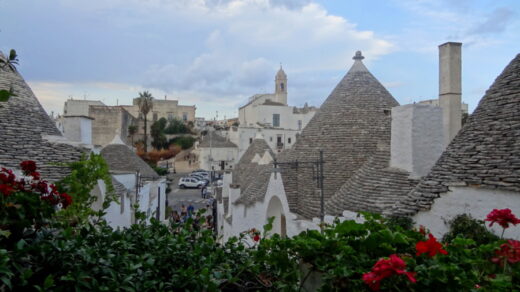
[151,118,168,150]
[136,91,154,152]
[128,125,138,146]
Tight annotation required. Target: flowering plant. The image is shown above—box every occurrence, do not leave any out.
[491,239,520,267]
[416,233,448,258]
[362,254,416,291]
[1,161,72,245]
[485,209,520,229]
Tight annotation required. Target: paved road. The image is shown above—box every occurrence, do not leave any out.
[166,173,213,215]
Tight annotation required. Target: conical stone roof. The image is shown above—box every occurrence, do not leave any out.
[280,51,399,219]
[393,53,520,216]
[100,142,159,178]
[0,53,86,181]
[233,136,275,205]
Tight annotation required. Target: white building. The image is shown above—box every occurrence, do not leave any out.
[197,131,238,171]
[234,67,317,159]
[218,46,520,241]
[99,135,167,228]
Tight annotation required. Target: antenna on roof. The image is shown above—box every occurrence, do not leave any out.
[116,99,119,106]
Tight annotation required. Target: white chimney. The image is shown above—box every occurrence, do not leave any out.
[390,104,444,178]
[439,42,462,147]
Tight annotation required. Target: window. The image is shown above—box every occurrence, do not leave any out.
[298,120,302,130]
[270,137,273,142]
[249,138,253,144]
[280,82,284,91]
[273,114,280,127]
[182,112,188,121]
[168,113,174,120]
[288,138,292,144]
[153,112,158,122]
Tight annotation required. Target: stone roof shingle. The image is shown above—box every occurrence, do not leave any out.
[233,137,274,205]
[0,53,86,182]
[100,144,158,178]
[199,132,237,148]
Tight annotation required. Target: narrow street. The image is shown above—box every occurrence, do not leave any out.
[166,172,213,215]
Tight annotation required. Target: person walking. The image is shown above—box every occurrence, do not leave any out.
[187,203,195,217]
[181,204,187,214]
[201,187,207,199]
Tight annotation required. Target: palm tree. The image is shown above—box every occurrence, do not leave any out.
[136,91,154,153]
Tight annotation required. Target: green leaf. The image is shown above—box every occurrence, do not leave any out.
[44,275,54,289]
[9,49,17,61]
[0,88,16,102]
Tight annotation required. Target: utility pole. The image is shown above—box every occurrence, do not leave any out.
[273,150,325,232]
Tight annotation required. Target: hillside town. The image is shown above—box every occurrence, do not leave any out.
[1,1,519,290]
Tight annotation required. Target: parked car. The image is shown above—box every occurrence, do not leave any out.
[190,172,210,180]
[178,177,205,189]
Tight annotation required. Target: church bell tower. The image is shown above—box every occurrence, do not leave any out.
[275,66,288,105]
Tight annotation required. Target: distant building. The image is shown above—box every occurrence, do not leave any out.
[58,96,195,148]
[122,97,196,123]
[196,131,238,171]
[233,67,317,159]
[63,99,105,116]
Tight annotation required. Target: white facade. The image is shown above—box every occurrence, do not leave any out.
[58,116,94,145]
[235,68,316,159]
[90,173,167,229]
[234,127,302,159]
[390,104,444,178]
[199,146,238,171]
[218,171,320,242]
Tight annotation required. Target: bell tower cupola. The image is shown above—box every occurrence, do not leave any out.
[275,65,288,105]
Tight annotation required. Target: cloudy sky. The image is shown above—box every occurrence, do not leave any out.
[2,0,519,119]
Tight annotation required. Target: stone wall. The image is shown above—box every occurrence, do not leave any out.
[89,106,137,147]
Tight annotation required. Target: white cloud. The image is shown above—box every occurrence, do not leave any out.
[136,0,394,108]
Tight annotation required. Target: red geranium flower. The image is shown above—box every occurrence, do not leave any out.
[0,184,14,196]
[253,234,260,242]
[362,254,416,291]
[20,160,37,175]
[416,234,448,257]
[491,240,520,266]
[485,209,520,229]
[30,171,40,181]
[60,193,73,208]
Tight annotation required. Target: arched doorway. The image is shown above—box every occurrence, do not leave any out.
[266,196,287,237]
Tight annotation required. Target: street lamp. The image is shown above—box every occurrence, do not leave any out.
[272,150,325,231]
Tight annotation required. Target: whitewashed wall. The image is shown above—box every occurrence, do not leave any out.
[414,187,520,240]
[220,172,320,242]
[199,147,238,171]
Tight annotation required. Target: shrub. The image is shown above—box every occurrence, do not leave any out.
[443,214,498,245]
[170,136,196,150]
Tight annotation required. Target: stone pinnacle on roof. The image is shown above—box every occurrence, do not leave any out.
[353,51,365,60]
[109,130,126,145]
